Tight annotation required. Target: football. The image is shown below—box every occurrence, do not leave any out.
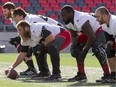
[5,69,19,80]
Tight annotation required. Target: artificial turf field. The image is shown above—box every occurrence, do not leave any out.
[0,53,115,87]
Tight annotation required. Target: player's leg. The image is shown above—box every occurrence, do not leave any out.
[104,32,116,82]
[68,33,87,82]
[45,29,71,80]
[92,30,111,83]
[106,41,116,82]
[20,47,37,76]
[32,51,51,79]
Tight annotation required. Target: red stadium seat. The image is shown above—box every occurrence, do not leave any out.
[20,0,28,2]
[47,0,57,3]
[93,0,102,4]
[37,10,46,15]
[4,20,11,25]
[44,6,53,12]
[57,0,66,3]
[10,0,19,3]
[0,7,2,11]
[82,6,91,13]
[102,0,111,4]
[88,3,96,8]
[85,0,93,4]
[66,0,75,3]
[39,0,47,3]
[108,5,115,13]
[49,14,58,20]
[112,0,116,4]
[73,6,80,11]
[52,6,61,11]
[40,2,49,7]
[50,2,59,8]
[1,0,10,4]
[0,11,3,18]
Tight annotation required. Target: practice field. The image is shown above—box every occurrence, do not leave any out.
[0,53,115,87]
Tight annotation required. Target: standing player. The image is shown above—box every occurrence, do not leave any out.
[95,6,116,82]
[2,2,37,76]
[10,20,71,80]
[60,5,111,83]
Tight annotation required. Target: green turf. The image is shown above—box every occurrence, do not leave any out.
[0,53,115,87]
[0,53,100,67]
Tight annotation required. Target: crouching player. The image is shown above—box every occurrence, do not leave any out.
[9,20,71,80]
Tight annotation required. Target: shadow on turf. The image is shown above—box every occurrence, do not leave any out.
[68,82,116,87]
[17,77,70,83]
[16,77,116,87]
[16,75,116,87]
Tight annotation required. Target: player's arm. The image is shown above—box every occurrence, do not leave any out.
[11,46,29,69]
[81,20,96,51]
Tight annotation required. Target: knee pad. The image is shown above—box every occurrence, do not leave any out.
[92,43,107,65]
[106,43,115,58]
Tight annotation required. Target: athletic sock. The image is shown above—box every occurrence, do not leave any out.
[77,62,85,73]
[102,64,110,75]
[26,60,35,69]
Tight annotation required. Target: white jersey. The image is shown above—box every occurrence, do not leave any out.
[102,15,116,37]
[10,14,59,27]
[65,10,101,32]
[25,14,59,25]
[22,22,62,47]
[10,14,60,46]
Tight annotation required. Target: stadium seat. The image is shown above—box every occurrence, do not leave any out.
[60,2,68,7]
[112,0,116,4]
[57,0,66,3]
[6,24,17,32]
[0,25,4,32]
[52,6,61,12]
[66,0,75,3]
[88,3,96,8]
[34,6,43,11]
[47,0,57,3]
[4,20,11,25]
[93,0,102,4]
[73,6,81,11]
[39,0,47,5]
[102,0,111,4]
[49,2,59,8]
[84,0,93,4]
[10,0,19,3]
[14,2,21,7]
[44,6,53,12]
[25,7,36,14]
[46,10,55,16]
[1,0,10,4]
[49,14,58,20]
[77,2,86,7]
[37,10,46,15]
[82,6,91,13]
[0,20,3,25]
[108,5,115,13]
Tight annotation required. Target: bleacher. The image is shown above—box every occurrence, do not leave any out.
[0,0,115,52]
[0,0,115,32]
